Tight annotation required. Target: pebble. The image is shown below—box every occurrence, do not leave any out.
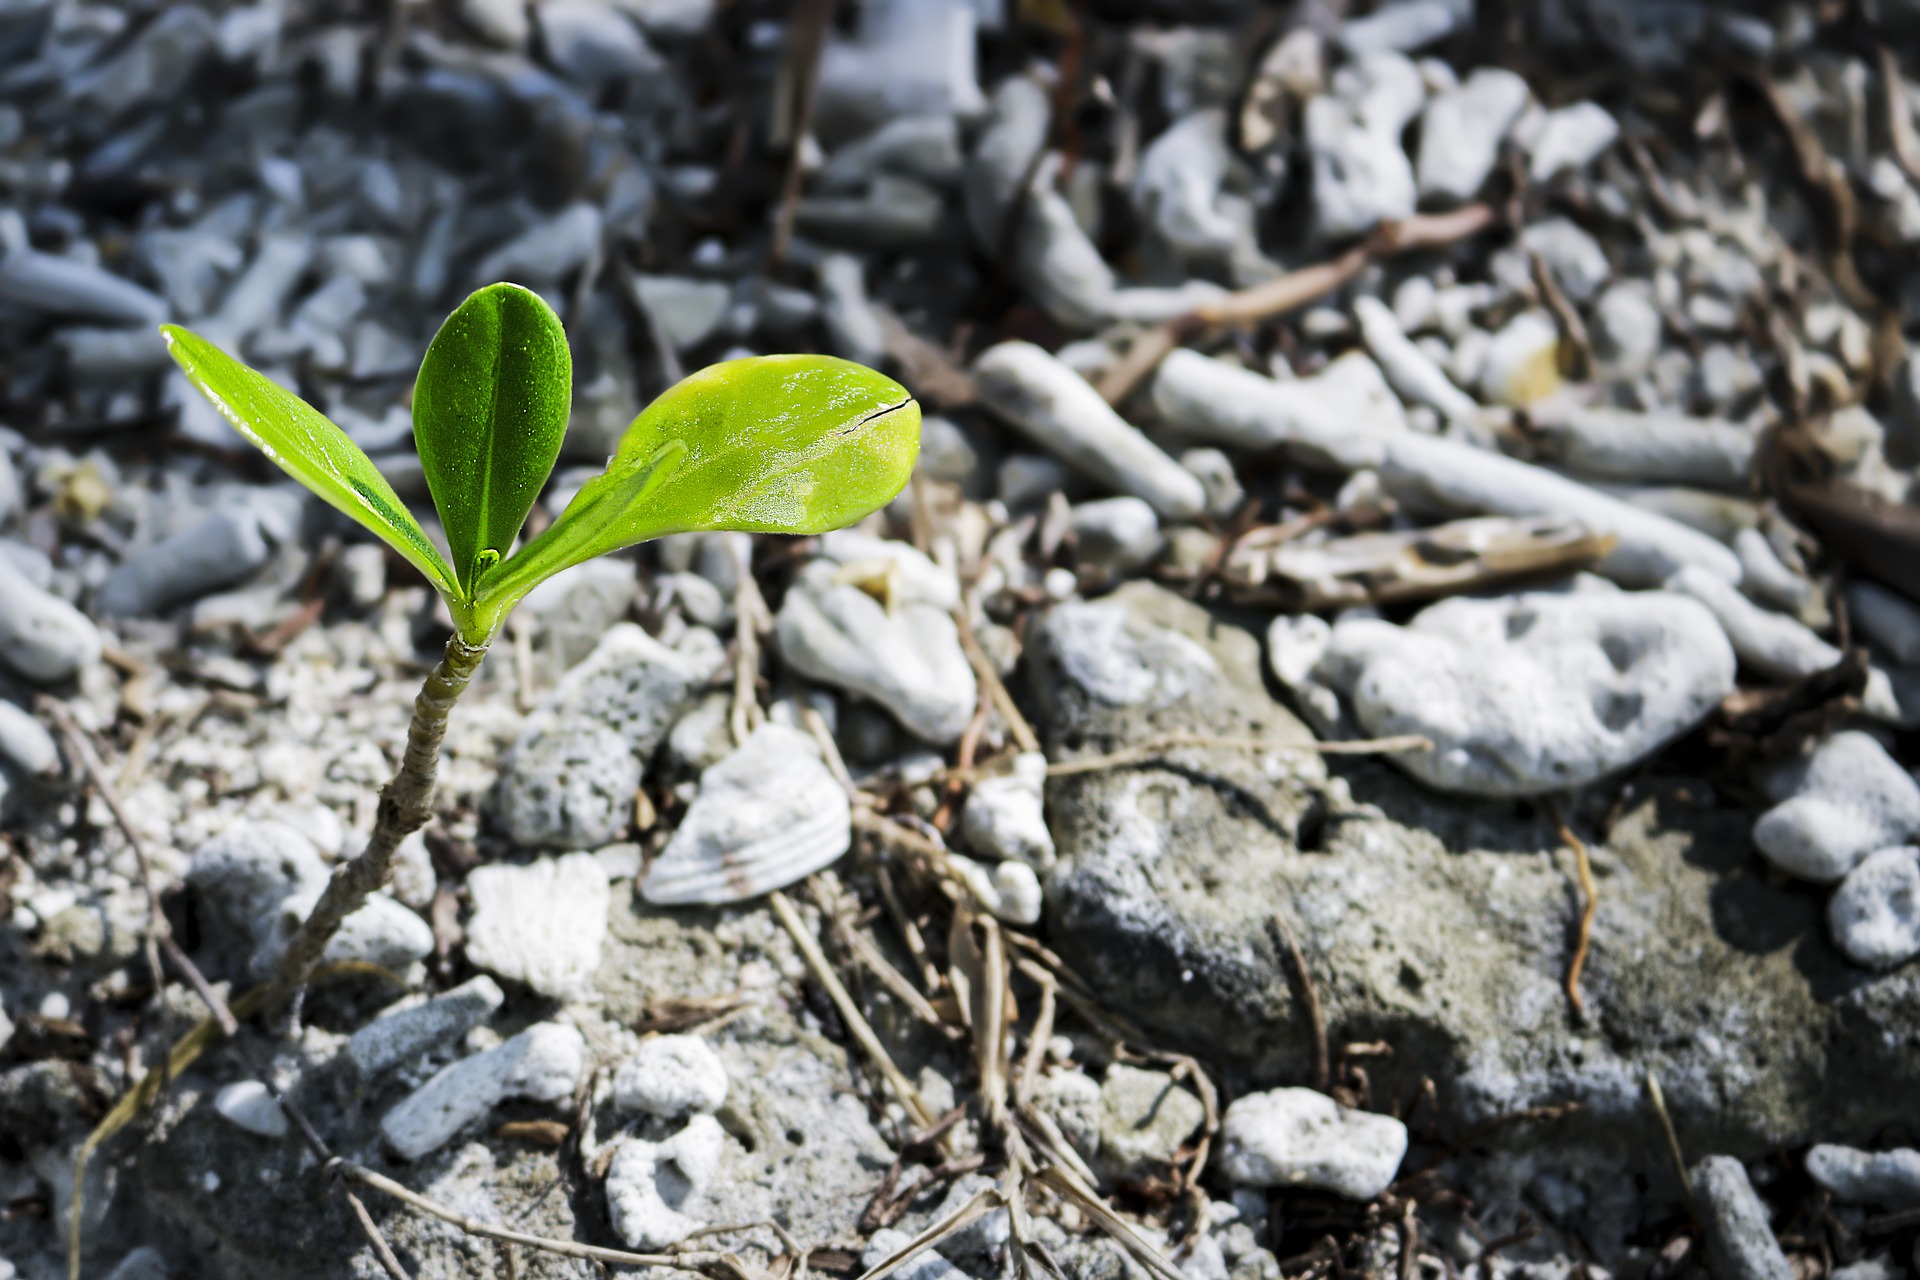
[605,1114,727,1249]
[1219,1088,1408,1201]
[1828,848,1920,970]
[1095,1064,1206,1185]
[631,274,731,352]
[1416,68,1530,204]
[0,703,58,778]
[862,1230,966,1280]
[1339,0,1470,54]
[1285,589,1735,796]
[97,508,273,617]
[1180,448,1245,520]
[187,819,328,975]
[975,341,1206,519]
[536,2,660,93]
[1527,101,1620,182]
[0,552,103,685]
[284,890,433,974]
[816,530,960,609]
[1475,310,1562,407]
[1152,349,1406,472]
[493,721,643,850]
[464,853,611,999]
[816,0,985,138]
[1352,295,1478,420]
[1849,582,1920,665]
[1070,497,1165,573]
[475,203,605,289]
[381,1022,586,1161]
[1667,566,1841,681]
[0,249,168,325]
[950,854,1043,925]
[459,0,530,47]
[775,561,977,745]
[1592,282,1662,376]
[1734,530,1821,620]
[1692,1156,1793,1280]
[1521,217,1611,304]
[1305,92,1416,240]
[213,1080,288,1138]
[612,1034,729,1119]
[1753,732,1920,883]
[1806,1144,1920,1208]
[347,976,507,1078]
[641,722,852,905]
[959,751,1055,869]
[1132,109,1243,263]
[818,253,887,367]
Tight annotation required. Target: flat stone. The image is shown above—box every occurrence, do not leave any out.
[1829,848,1920,971]
[1753,732,1920,884]
[1219,1089,1408,1200]
[465,853,611,999]
[1692,1156,1792,1280]
[381,1023,586,1161]
[347,976,507,1078]
[1094,1064,1206,1186]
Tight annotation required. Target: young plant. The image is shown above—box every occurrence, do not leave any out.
[162,282,921,1019]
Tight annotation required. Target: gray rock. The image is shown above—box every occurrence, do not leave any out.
[459,0,530,47]
[475,203,604,288]
[96,509,273,617]
[493,719,644,849]
[1521,217,1611,304]
[270,889,432,975]
[1806,1144,1920,1208]
[1753,732,1920,883]
[0,701,58,778]
[186,820,327,977]
[69,6,216,120]
[1829,848,1920,971]
[1667,566,1840,681]
[1339,0,1470,53]
[0,549,101,685]
[1131,109,1243,263]
[101,1248,170,1280]
[1219,1089,1408,1200]
[1527,101,1620,182]
[605,1115,727,1248]
[631,274,731,352]
[775,562,976,744]
[515,557,639,669]
[1849,582,1920,665]
[975,342,1207,519]
[612,1034,729,1119]
[347,976,507,1078]
[381,1022,587,1160]
[465,853,611,999]
[818,253,887,368]
[0,249,168,325]
[815,0,985,139]
[817,115,963,191]
[1416,68,1529,204]
[950,853,1043,925]
[960,750,1054,869]
[536,1,661,92]
[1094,1064,1205,1185]
[1692,1156,1792,1280]
[1071,497,1164,574]
[861,1229,966,1280]
[1286,589,1735,796]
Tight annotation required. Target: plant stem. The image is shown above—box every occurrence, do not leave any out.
[267,633,489,1025]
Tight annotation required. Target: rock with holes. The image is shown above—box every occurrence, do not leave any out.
[1278,587,1735,796]
[612,1034,729,1119]
[1828,848,1920,970]
[603,1114,727,1249]
[1220,1088,1408,1200]
[464,853,611,999]
[1753,732,1920,884]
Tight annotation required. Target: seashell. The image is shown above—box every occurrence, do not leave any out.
[641,723,852,905]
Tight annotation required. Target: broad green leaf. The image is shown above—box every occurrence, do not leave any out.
[475,354,920,632]
[412,282,571,594]
[161,324,461,603]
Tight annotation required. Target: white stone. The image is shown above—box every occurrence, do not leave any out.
[278,891,433,975]
[816,531,960,610]
[536,1,659,93]
[816,0,985,138]
[1293,590,1735,796]
[631,275,731,353]
[1754,732,1920,883]
[1850,582,1920,665]
[642,722,852,904]
[381,1023,587,1161]
[951,853,1043,925]
[0,552,102,684]
[214,1081,288,1138]
[347,976,506,1078]
[1828,848,1920,970]
[1219,1088,1408,1200]
[959,751,1054,869]
[0,702,58,778]
[605,1114,728,1249]
[775,562,976,744]
[97,507,273,618]
[818,253,886,368]
[1352,295,1477,420]
[1667,566,1840,681]
[1593,282,1661,377]
[1071,497,1164,573]
[465,854,611,999]
[1527,101,1619,182]
[1476,310,1561,407]
[0,249,168,325]
[1806,1144,1920,1208]
[1339,0,1470,54]
[1305,94,1415,240]
[459,0,529,47]
[1151,349,1407,472]
[1521,217,1611,304]
[1531,407,1754,491]
[1132,110,1243,263]
[975,341,1206,519]
[1416,68,1529,204]
[613,1034,730,1119]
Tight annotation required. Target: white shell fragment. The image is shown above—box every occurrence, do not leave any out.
[641,723,851,905]
[381,1023,586,1161]
[612,1034,730,1119]
[213,1081,288,1139]
[605,1115,728,1249]
[465,853,611,999]
[951,854,1044,926]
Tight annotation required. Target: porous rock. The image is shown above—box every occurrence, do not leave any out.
[381,1023,586,1160]
[612,1034,729,1119]
[1753,732,1920,883]
[605,1114,727,1249]
[347,976,506,1078]
[464,853,611,999]
[1692,1156,1792,1280]
[1219,1089,1408,1200]
[1828,848,1920,971]
[1806,1144,1920,1208]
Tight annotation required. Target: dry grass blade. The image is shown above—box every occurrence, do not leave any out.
[1046,733,1431,778]
[347,1188,416,1280]
[1549,803,1599,1020]
[852,1188,1005,1280]
[769,889,938,1128]
[1031,1166,1187,1280]
[1645,1065,1694,1217]
[953,605,1040,754]
[973,914,1011,1135]
[768,0,834,267]
[1268,915,1328,1094]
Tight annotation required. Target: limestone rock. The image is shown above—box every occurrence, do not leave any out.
[465,853,611,999]
[1219,1089,1408,1200]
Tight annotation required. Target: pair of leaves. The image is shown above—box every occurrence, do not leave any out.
[162,283,921,644]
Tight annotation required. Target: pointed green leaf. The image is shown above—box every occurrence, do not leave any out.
[412,282,571,594]
[161,324,461,603]
[474,354,920,632]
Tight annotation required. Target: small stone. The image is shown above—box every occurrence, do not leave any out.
[1032,1068,1102,1161]
[1592,282,1661,377]
[187,820,328,977]
[493,720,643,850]
[1095,1064,1206,1185]
[333,542,387,611]
[213,1081,288,1138]
[1219,1088,1408,1200]
[631,274,731,352]
[1527,101,1619,182]
[536,1,660,91]
[1692,1156,1793,1280]
[381,1023,586,1161]
[1806,1144,1920,1208]
[960,751,1055,869]
[950,854,1043,925]
[1305,94,1415,240]
[775,562,976,744]
[460,0,530,47]
[1416,68,1529,204]
[1753,732,1920,883]
[0,553,102,685]
[101,1248,169,1280]
[465,853,611,1000]
[1849,582,1920,665]
[815,530,961,609]
[605,1114,727,1249]
[1132,109,1243,264]
[1667,566,1840,681]
[1521,217,1610,304]
[97,508,274,617]
[0,702,58,778]
[1828,848,1920,971]
[861,1229,966,1280]
[1476,311,1562,407]
[1339,0,1470,54]
[612,1034,729,1119]
[68,6,216,120]
[297,892,433,973]
[1071,497,1165,574]
[975,341,1207,520]
[475,203,604,289]
[0,250,169,325]
[347,976,507,1078]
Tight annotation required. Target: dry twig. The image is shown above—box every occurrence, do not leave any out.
[1645,1065,1694,1217]
[768,0,834,267]
[1269,914,1329,1094]
[1046,733,1431,779]
[1549,803,1599,1019]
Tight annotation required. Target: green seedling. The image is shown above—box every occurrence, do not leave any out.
[163,281,921,1020]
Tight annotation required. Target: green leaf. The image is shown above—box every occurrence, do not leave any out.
[475,354,920,633]
[161,324,461,604]
[412,282,572,594]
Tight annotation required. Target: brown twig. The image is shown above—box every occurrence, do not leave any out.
[1750,69,1874,311]
[1269,915,1329,1093]
[1645,1065,1694,1218]
[769,0,834,268]
[1094,205,1499,406]
[1549,803,1599,1020]
[1530,252,1593,382]
[1046,733,1431,779]
[348,1187,417,1280]
[953,605,1040,755]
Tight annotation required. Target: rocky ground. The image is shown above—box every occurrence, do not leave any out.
[5,0,1920,1278]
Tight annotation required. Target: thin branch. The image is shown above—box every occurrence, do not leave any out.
[1268,915,1328,1094]
[1046,733,1431,779]
[1645,1066,1694,1219]
[769,0,834,267]
[1548,802,1599,1020]
[348,1188,417,1280]
[1030,1166,1187,1280]
[953,605,1040,755]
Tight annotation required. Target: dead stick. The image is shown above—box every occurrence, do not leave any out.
[1645,1065,1694,1219]
[1046,733,1431,778]
[347,1188,416,1280]
[953,605,1040,754]
[1269,915,1329,1094]
[1549,803,1599,1020]
[769,0,834,267]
